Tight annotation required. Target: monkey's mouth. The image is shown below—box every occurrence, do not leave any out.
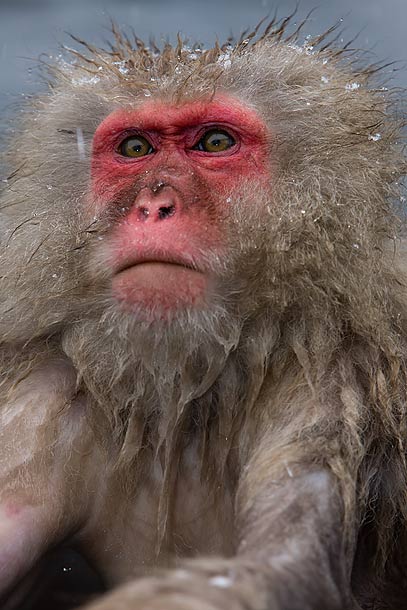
[112,257,207,313]
[115,254,198,275]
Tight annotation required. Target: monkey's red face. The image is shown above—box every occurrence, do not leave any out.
[90,95,269,318]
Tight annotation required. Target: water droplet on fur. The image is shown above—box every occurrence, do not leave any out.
[217,53,232,69]
[209,576,233,588]
[72,75,100,86]
[288,43,303,54]
[321,75,329,84]
[113,60,129,75]
[345,82,360,91]
[368,133,381,142]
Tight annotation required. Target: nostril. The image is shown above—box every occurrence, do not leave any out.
[158,205,176,220]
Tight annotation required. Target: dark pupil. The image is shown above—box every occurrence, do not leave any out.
[120,136,151,157]
[209,135,224,147]
[199,130,235,152]
[207,133,229,148]
[127,139,144,153]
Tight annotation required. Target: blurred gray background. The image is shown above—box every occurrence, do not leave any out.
[0,0,406,114]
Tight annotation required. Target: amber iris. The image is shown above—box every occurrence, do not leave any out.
[195,129,235,153]
[119,135,154,158]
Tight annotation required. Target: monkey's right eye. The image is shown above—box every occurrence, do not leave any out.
[118,136,154,158]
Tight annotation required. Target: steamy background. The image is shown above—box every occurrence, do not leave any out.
[0,0,406,117]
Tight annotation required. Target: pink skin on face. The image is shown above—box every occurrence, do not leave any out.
[90,95,270,316]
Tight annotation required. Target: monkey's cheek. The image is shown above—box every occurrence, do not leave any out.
[112,263,208,315]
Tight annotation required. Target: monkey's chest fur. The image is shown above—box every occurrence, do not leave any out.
[58,312,253,586]
[76,442,236,586]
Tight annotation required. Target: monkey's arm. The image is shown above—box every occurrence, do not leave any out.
[233,446,354,610]
[83,436,356,610]
[0,358,96,599]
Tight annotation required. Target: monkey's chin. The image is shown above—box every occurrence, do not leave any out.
[112,262,207,319]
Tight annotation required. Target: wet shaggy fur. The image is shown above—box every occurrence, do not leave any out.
[1,15,407,607]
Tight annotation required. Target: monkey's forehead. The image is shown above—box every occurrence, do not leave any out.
[45,32,389,123]
[92,95,269,138]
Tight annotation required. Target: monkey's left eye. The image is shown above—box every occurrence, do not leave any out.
[118,135,154,158]
[194,129,236,153]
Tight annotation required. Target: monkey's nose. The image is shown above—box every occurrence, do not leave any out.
[134,189,178,222]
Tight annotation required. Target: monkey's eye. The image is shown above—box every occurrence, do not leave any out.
[119,135,154,158]
[194,129,235,153]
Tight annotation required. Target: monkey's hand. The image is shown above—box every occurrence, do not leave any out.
[82,559,275,610]
[82,547,355,610]
[0,357,96,600]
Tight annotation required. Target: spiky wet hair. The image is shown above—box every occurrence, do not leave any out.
[1,14,407,568]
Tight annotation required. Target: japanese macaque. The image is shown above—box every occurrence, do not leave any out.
[1,15,407,610]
